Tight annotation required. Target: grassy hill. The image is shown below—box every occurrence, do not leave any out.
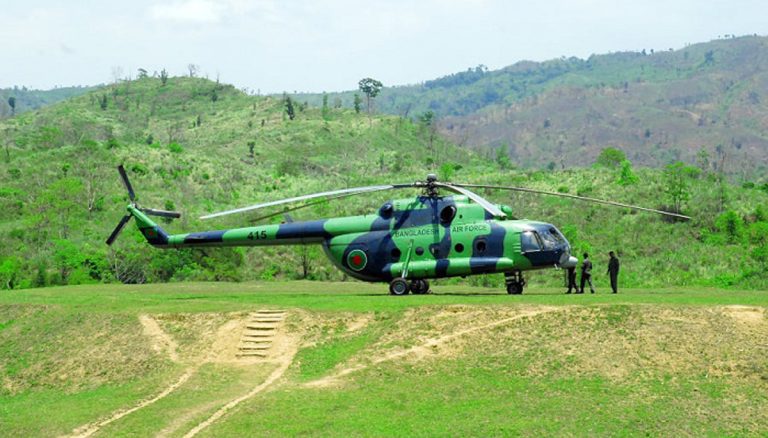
[0,85,95,118]
[295,35,768,176]
[0,76,766,292]
[1,283,766,436]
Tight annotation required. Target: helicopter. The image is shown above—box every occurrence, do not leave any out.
[106,166,689,295]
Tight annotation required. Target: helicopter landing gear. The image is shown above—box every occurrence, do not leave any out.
[410,279,430,295]
[505,271,525,295]
[389,278,410,296]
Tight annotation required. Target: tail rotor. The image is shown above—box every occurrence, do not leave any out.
[106,165,181,246]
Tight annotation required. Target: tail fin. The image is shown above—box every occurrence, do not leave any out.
[106,165,180,246]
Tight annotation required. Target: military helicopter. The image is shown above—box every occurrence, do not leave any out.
[106,166,689,295]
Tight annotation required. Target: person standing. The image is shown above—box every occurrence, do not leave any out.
[565,266,577,294]
[607,251,620,294]
[579,253,595,294]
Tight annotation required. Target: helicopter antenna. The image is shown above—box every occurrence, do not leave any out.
[452,183,691,220]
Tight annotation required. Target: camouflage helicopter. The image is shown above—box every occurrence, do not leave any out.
[107,166,688,295]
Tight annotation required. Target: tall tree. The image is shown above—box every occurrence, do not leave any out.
[7,96,15,116]
[358,78,383,123]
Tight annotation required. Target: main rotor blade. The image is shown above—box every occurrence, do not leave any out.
[105,214,132,245]
[436,182,507,218]
[140,208,181,219]
[200,184,414,220]
[453,183,691,220]
[247,190,379,223]
[117,165,136,202]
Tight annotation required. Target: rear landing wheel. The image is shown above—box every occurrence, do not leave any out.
[411,279,430,294]
[389,278,410,296]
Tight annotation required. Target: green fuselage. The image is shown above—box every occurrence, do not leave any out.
[130,195,573,282]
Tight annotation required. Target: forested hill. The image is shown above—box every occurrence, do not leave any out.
[0,86,95,118]
[0,76,766,291]
[295,35,768,176]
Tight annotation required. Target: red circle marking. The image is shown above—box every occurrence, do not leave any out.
[351,254,362,266]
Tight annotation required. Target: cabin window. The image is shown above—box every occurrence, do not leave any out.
[475,239,487,254]
[454,243,464,253]
[440,205,457,224]
[391,248,401,260]
[521,231,542,252]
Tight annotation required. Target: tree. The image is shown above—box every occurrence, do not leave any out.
[99,94,108,110]
[137,68,148,79]
[715,210,745,244]
[358,77,383,119]
[353,94,362,114]
[596,147,626,168]
[321,93,329,120]
[419,111,436,152]
[284,95,295,120]
[495,146,512,170]
[617,159,639,186]
[7,96,15,116]
[160,69,169,86]
[0,256,20,289]
[187,63,199,77]
[664,161,699,212]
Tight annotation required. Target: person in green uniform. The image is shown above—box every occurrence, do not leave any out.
[607,251,620,294]
[579,253,595,294]
[565,266,577,294]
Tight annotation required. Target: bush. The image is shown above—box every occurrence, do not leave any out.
[617,159,639,185]
[596,147,626,168]
[715,210,745,244]
[168,142,184,153]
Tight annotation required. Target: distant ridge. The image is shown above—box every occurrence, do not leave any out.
[295,35,768,176]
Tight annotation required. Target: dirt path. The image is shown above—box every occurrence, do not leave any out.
[139,314,180,362]
[182,354,296,438]
[307,306,558,387]
[65,311,297,438]
[66,370,195,438]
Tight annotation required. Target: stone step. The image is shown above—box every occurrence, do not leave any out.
[256,310,286,314]
[242,339,271,344]
[246,324,277,330]
[240,345,270,351]
[253,317,283,322]
[237,352,267,358]
[243,332,273,338]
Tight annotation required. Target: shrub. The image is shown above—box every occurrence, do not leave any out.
[715,210,745,244]
[596,147,626,167]
[168,142,184,153]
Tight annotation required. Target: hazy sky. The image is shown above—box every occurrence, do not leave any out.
[1,0,765,92]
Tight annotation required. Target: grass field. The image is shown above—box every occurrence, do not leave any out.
[1,281,767,437]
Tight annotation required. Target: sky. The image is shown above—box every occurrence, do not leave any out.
[1,0,766,93]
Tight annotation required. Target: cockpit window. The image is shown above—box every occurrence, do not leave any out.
[537,229,558,250]
[521,231,541,252]
[549,227,567,245]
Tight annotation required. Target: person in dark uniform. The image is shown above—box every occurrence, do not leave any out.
[607,251,620,294]
[565,266,577,294]
[579,253,595,294]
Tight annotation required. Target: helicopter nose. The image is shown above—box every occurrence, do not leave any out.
[561,255,578,268]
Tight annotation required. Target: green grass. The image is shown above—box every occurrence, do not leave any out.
[1,281,767,436]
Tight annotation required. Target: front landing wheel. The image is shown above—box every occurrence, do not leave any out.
[389,278,410,296]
